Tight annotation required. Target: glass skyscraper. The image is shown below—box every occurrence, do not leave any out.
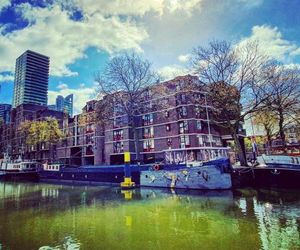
[56,94,74,117]
[12,50,49,108]
[0,104,12,123]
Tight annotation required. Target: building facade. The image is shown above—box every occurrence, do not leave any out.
[0,104,12,124]
[0,104,64,161]
[1,75,240,165]
[56,75,233,165]
[12,50,49,108]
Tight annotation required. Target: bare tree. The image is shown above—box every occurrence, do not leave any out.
[262,62,300,147]
[191,40,271,166]
[95,52,159,162]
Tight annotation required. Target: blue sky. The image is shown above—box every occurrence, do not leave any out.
[0,0,300,113]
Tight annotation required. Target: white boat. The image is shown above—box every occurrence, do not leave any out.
[257,154,300,168]
[0,154,39,172]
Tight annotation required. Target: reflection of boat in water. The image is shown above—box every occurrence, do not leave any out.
[232,154,300,189]
[0,154,39,181]
[140,149,232,190]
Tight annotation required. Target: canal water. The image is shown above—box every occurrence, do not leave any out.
[0,182,300,250]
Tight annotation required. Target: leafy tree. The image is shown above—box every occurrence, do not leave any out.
[18,118,63,160]
[252,110,278,142]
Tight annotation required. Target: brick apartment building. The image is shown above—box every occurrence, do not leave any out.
[56,75,236,165]
[0,75,242,165]
[0,104,64,161]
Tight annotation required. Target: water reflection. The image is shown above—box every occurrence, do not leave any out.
[0,182,299,249]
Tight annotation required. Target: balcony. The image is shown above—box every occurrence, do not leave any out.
[143,147,155,152]
[113,135,123,141]
[143,134,154,139]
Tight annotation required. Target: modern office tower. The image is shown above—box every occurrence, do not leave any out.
[12,50,49,108]
[0,104,12,123]
[56,95,64,112]
[55,94,74,117]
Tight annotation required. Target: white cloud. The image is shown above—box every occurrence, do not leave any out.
[0,73,14,82]
[48,84,96,114]
[238,25,300,61]
[0,0,10,12]
[57,0,203,17]
[57,83,68,89]
[178,53,191,63]
[0,2,148,77]
[158,64,189,80]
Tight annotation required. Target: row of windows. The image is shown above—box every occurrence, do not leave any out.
[112,134,222,153]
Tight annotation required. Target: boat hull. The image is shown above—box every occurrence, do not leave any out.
[0,171,39,181]
[232,167,300,189]
[38,166,142,185]
[140,165,232,190]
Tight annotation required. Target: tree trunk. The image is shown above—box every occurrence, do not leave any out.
[232,129,247,166]
[278,111,286,148]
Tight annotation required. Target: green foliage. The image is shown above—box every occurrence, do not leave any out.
[18,118,63,146]
[244,136,265,151]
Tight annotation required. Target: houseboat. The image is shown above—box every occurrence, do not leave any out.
[38,162,142,185]
[140,147,232,190]
[232,154,300,189]
[38,147,232,190]
[0,154,39,181]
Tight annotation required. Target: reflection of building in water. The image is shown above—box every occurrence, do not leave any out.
[0,182,40,200]
[239,197,300,249]
[41,187,59,198]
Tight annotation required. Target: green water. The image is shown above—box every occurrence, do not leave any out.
[0,182,300,250]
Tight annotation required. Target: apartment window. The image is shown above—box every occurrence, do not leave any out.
[180,135,190,148]
[114,104,123,115]
[202,135,211,146]
[194,105,201,117]
[178,121,188,134]
[86,124,94,133]
[177,106,187,118]
[166,124,171,131]
[114,116,128,127]
[86,134,94,144]
[113,129,123,141]
[167,138,172,147]
[143,126,154,138]
[142,113,154,126]
[114,117,122,127]
[212,136,222,146]
[165,110,169,118]
[198,135,203,147]
[143,89,151,100]
[196,120,202,130]
[113,141,124,153]
[143,139,154,152]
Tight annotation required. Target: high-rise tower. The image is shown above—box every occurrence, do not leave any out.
[12,50,49,108]
[56,94,74,117]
